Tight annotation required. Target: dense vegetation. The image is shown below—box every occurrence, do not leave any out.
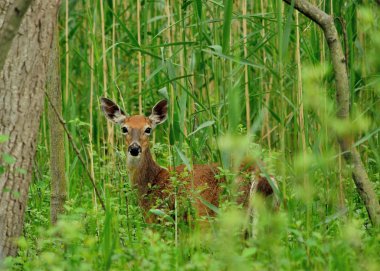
[3,0,380,270]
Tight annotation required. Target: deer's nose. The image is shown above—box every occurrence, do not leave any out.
[128,143,141,157]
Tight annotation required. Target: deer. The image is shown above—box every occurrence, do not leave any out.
[100,97,279,223]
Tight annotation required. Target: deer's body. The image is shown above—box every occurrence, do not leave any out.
[129,149,221,219]
[101,98,277,222]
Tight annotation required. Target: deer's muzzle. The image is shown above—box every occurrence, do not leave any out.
[128,143,141,157]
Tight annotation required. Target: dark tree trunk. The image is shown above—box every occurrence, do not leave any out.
[0,0,61,258]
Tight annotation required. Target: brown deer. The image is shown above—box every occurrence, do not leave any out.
[100,97,279,223]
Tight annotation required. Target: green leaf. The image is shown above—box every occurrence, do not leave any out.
[109,9,139,47]
[12,191,21,199]
[242,247,257,258]
[353,127,380,147]
[158,87,169,100]
[2,153,16,165]
[68,118,90,127]
[16,168,27,175]
[187,120,215,137]
[194,0,202,19]
[282,0,295,59]
[197,196,220,214]
[222,0,233,54]
[0,135,9,143]
[145,63,166,84]
[208,45,222,54]
[149,209,175,223]
[202,49,264,69]
[174,146,192,171]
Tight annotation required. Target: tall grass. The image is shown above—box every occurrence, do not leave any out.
[4,0,380,270]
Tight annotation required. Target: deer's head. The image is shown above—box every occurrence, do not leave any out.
[100,98,168,158]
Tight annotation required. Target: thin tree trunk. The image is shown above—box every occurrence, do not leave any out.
[0,0,61,258]
[47,27,66,225]
[282,0,380,226]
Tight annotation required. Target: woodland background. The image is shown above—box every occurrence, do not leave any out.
[0,0,380,270]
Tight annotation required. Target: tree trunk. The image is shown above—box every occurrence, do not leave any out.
[47,28,66,225]
[282,0,380,226]
[0,0,33,71]
[0,0,61,258]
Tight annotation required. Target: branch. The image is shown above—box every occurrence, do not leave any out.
[283,0,380,226]
[0,0,33,71]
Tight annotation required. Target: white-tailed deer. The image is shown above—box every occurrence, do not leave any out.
[100,98,279,222]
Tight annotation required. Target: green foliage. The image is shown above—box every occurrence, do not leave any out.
[4,0,380,270]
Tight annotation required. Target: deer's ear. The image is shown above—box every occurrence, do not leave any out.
[100,97,127,124]
[149,100,168,127]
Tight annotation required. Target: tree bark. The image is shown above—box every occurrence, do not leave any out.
[0,0,33,71]
[282,0,380,226]
[47,28,66,225]
[0,0,61,258]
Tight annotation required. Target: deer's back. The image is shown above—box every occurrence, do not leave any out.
[142,162,275,221]
[140,164,221,218]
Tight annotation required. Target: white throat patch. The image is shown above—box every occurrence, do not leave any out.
[126,153,141,169]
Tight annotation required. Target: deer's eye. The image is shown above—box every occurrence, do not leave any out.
[121,127,128,134]
[145,127,152,134]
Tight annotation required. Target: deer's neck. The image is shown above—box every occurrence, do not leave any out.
[127,147,163,196]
